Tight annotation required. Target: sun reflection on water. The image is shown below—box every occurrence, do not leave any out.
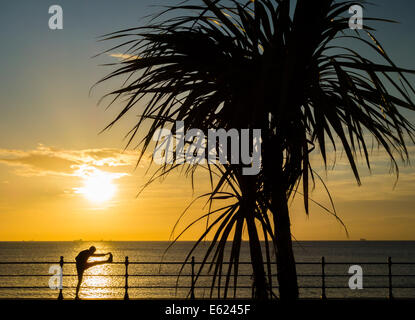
[83,264,111,298]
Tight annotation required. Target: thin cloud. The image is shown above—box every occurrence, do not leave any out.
[109,53,141,61]
[0,144,140,177]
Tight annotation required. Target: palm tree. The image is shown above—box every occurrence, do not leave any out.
[97,0,415,300]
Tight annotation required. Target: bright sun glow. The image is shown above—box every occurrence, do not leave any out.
[77,170,117,203]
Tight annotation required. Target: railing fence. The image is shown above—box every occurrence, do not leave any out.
[0,256,415,300]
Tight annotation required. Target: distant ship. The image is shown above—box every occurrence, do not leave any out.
[360,238,367,241]
[73,239,83,243]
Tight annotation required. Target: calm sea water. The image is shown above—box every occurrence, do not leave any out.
[0,241,414,299]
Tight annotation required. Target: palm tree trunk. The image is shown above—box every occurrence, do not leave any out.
[272,190,299,300]
[263,136,299,300]
[246,213,268,300]
[242,176,268,300]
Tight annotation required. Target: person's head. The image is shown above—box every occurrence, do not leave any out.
[89,246,96,253]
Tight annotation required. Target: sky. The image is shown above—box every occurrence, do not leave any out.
[1,0,415,241]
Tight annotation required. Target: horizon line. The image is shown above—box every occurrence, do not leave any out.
[1,239,415,242]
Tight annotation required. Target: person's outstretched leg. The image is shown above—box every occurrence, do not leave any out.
[84,258,112,270]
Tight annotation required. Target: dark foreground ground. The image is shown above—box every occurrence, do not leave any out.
[1,299,414,318]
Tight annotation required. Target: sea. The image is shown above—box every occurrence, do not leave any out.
[0,241,414,299]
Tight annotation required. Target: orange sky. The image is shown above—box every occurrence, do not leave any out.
[1,1,415,241]
[1,143,415,241]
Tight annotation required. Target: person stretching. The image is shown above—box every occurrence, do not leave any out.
[75,246,112,299]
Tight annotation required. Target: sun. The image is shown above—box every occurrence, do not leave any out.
[77,171,117,203]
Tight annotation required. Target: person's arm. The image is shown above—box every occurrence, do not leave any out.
[91,253,108,257]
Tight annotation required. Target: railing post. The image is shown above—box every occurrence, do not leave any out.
[321,256,327,300]
[190,256,195,299]
[388,256,393,300]
[58,256,64,300]
[124,256,129,300]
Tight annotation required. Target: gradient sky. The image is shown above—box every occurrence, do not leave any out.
[1,0,415,241]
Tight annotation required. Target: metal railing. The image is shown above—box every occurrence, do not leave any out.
[0,256,415,299]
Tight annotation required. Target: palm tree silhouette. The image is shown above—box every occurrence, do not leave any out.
[97,0,415,300]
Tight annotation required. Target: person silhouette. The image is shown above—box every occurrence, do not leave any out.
[75,246,113,299]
